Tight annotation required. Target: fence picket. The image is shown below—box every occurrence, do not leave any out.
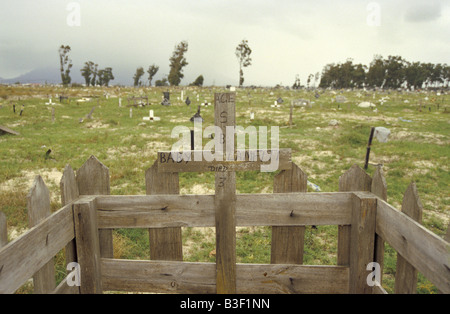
[371,165,387,289]
[349,192,377,293]
[27,175,56,293]
[73,199,103,294]
[271,162,307,264]
[395,182,423,294]
[60,164,81,294]
[76,155,112,258]
[338,164,372,266]
[145,160,183,261]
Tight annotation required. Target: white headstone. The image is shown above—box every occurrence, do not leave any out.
[374,127,390,143]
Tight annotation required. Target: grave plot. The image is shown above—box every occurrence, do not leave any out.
[0,86,448,295]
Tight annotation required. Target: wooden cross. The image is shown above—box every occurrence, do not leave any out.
[155,93,291,293]
[143,110,160,122]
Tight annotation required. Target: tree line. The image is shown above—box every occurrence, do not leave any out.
[132,41,204,87]
[58,40,252,88]
[58,45,114,87]
[318,55,450,90]
[60,43,447,90]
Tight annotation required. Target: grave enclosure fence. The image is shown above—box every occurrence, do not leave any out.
[0,93,448,294]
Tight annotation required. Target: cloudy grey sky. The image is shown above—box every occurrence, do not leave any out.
[0,0,449,86]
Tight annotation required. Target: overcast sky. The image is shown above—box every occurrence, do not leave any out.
[0,0,449,86]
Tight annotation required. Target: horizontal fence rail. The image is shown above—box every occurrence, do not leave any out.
[95,192,353,229]
[376,199,450,293]
[101,259,349,294]
[0,204,75,294]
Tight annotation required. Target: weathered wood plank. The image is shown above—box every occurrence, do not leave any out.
[27,176,56,294]
[395,182,423,294]
[156,149,292,173]
[77,155,112,258]
[371,165,387,289]
[338,164,372,267]
[95,193,353,229]
[0,204,74,294]
[0,125,20,136]
[0,211,7,248]
[271,163,307,264]
[60,164,80,294]
[146,160,183,261]
[214,92,236,294]
[349,192,377,294]
[60,164,80,206]
[101,259,349,294]
[73,198,103,294]
[376,199,450,294]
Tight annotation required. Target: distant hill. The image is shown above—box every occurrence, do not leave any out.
[0,66,132,86]
[0,66,63,84]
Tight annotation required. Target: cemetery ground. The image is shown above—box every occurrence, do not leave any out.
[0,84,448,294]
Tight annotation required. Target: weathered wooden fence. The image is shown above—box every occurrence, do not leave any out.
[0,156,449,294]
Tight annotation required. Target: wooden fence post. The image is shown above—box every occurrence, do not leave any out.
[214,92,237,294]
[338,164,372,266]
[27,175,56,293]
[76,156,112,258]
[371,165,387,288]
[271,162,307,264]
[395,182,423,294]
[60,164,81,294]
[145,160,183,261]
[73,198,103,294]
[0,211,7,248]
[349,192,377,294]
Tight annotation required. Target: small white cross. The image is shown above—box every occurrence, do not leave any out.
[45,98,55,105]
[143,110,160,122]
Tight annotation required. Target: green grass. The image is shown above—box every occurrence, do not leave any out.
[0,85,448,294]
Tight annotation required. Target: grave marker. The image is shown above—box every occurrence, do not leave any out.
[45,98,55,105]
[190,106,204,122]
[271,101,281,108]
[213,92,237,294]
[155,93,292,294]
[0,125,20,136]
[143,110,160,122]
[80,106,96,123]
